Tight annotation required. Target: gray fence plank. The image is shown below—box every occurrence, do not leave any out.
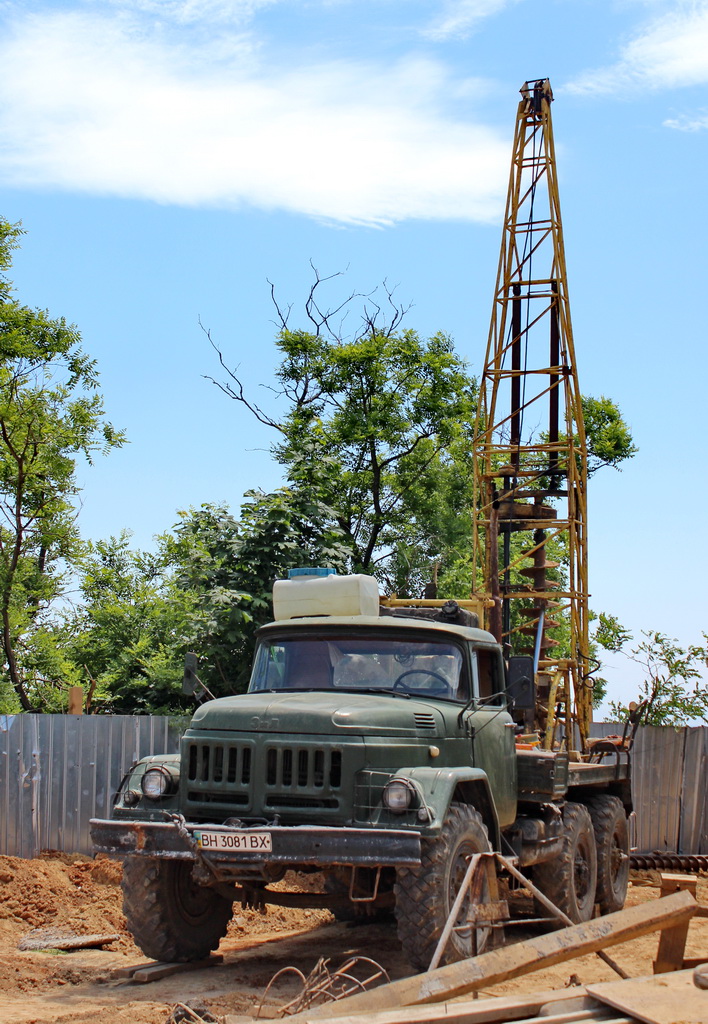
[0,715,706,858]
[0,715,186,858]
[679,727,708,855]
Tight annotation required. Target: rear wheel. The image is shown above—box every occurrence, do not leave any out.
[122,857,233,962]
[533,802,597,923]
[587,795,629,914]
[394,803,495,971]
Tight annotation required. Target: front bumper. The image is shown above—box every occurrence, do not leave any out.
[89,817,421,867]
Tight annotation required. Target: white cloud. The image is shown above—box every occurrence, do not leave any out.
[0,8,509,226]
[567,2,708,94]
[423,0,520,41]
[664,110,708,130]
[99,0,279,25]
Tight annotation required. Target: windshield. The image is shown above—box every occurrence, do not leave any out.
[249,633,467,701]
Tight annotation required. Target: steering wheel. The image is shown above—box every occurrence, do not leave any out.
[393,668,451,696]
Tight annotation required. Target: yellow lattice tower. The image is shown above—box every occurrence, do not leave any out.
[472,79,592,751]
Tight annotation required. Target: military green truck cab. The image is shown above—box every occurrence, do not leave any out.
[91,571,631,971]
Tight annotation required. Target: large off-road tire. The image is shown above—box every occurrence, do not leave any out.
[587,795,629,915]
[121,857,233,962]
[533,801,597,924]
[394,803,494,971]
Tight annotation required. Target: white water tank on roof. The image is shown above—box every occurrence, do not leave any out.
[273,570,380,620]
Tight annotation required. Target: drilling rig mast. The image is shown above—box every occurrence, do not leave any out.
[473,79,592,751]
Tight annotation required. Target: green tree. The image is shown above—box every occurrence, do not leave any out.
[53,462,351,712]
[0,219,125,711]
[582,396,638,474]
[597,619,708,725]
[208,273,636,603]
[56,534,192,714]
[169,457,351,694]
[206,275,477,594]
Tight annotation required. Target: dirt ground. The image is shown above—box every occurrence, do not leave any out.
[0,854,705,1024]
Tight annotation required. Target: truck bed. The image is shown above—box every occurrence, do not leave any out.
[516,748,630,801]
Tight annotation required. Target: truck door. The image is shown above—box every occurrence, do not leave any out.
[465,646,517,828]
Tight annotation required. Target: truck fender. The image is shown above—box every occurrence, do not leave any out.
[394,766,501,851]
[113,754,181,814]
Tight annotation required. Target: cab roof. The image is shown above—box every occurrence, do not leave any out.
[257,615,499,646]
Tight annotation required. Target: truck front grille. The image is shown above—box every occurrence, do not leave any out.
[265,747,342,789]
[187,743,252,785]
[182,737,343,817]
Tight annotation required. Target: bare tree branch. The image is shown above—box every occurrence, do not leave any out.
[268,279,293,331]
[199,318,285,433]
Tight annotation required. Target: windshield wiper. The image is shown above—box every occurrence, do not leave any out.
[251,687,320,693]
[335,687,411,699]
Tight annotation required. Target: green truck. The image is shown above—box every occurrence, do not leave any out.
[91,570,631,971]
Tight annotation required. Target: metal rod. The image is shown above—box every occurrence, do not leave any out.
[511,282,522,469]
[496,854,629,979]
[428,853,483,971]
[549,280,560,482]
[502,523,511,655]
[533,609,546,675]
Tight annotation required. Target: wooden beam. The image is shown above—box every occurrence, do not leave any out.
[659,873,697,899]
[67,685,83,714]
[114,954,223,983]
[292,987,593,1024]
[294,891,696,1020]
[588,969,706,1024]
[653,916,691,974]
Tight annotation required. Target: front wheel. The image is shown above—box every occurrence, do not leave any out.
[394,803,495,971]
[122,857,233,962]
[533,801,597,924]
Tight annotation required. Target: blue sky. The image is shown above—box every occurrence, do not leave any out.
[1,0,707,713]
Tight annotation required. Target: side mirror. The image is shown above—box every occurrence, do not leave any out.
[506,655,535,710]
[183,652,199,696]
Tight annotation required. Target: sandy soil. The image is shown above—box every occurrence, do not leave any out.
[0,854,705,1024]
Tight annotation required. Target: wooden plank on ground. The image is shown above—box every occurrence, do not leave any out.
[290,987,593,1024]
[293,891,696,1020]
[113,961,158,979]
[587,969,708,1024]
[659,874,697,898]
[115,954,223,983]
[18,931,121,951]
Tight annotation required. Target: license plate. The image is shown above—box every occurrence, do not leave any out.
[193,829,272,852]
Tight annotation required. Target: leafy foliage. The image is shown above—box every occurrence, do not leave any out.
[268,324,477,593]
[593,613,633,653]
[581,396,638,475]
[0,256,641,715]
[208,273,636,607]
[597,621,708,725]
[56,534,192,714]
[0,218,125,711]
[168,457,351,695]
[49,461,352,712]
[207,275,477,594]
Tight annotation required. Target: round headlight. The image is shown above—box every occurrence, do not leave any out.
[141,767,175,800]
[382,778,416,813]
